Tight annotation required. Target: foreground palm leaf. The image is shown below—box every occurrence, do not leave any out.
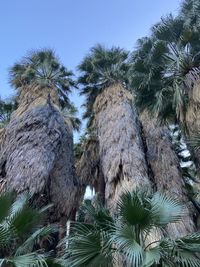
[0,192,57,266]
[64,188,200,267]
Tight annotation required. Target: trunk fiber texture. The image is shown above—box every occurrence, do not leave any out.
[94,83,150,210]
[185,81,200,171]
[0,85,79,222]
[140,112,195,237]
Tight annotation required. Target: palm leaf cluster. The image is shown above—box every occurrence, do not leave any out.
[9,49,75,108]
[130,0,200,125]
[78,44,129,125]
[3,49,81,131]
[0,192,57,267]
[64,188,200,267]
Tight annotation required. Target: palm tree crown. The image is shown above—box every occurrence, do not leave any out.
[78,44,129,123]
[130,9,200,125]
[9,49,75,108]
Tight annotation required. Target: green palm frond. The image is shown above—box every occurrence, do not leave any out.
[66,223,113,267]
[117,189,151,228]
[60,200,114,266]
[15,225,58,256]
[0,191,57,266]
[130,9,200,124]
[150,192,184,226]
[0,253,48,267]
[63,188,200,267]
[159,233,200,267]
[142,247,161,267]
[110,223,143,267]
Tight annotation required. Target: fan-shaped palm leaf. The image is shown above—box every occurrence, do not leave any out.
[0,191,57,266]
[64,188,200,267]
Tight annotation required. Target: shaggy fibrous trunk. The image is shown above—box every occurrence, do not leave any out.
[185,79,200,170]
[140,112,195,237]
[0,85,79,224]
[93,83,150,210]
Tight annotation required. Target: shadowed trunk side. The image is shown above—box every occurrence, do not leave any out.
[140,111,195,237]
[185,79,200,171]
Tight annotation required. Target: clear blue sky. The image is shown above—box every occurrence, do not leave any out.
[0,0,181,139]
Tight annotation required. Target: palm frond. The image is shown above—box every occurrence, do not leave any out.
[150,192,184,226]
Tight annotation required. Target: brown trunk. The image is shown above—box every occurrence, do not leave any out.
[140,111,195,237]
[0,85,79,224]
[185,80,200,170]
[93,83,150,210]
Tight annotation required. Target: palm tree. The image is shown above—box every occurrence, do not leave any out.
[0,49,79,233]
[130,6,200,167]
[78,44,150,210]
[0,191,57,267]
[130,8,200,233]
[64,188,200,267]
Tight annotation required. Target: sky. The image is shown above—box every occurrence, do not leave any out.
[0,0,181,140]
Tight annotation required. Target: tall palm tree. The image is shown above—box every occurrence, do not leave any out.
[78,44,150,210]
[0,49,79,232]
[65,188,200,267]
[130,23,197,234]
[131,6,200,168]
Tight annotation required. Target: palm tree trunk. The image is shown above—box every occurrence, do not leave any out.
[93,83,150,210]
[0,85,79,226]
[140,111,195,236]
[185,80,200,170]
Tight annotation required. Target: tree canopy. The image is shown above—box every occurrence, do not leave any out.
[9,49,76,108]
